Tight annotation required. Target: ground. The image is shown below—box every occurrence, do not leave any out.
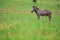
[0,0,60,40]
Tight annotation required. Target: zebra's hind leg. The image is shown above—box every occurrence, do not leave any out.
[48,15,51,21]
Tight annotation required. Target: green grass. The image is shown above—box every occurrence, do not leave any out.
[0,12,60,40]
[0,0,60,40]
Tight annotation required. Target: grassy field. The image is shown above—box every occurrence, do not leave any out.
[0,0,60,40]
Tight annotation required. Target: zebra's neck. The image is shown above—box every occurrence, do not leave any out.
[34,9,39,14]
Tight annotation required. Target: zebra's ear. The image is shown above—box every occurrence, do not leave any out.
[34,7,36,8]
[33,6,35,8]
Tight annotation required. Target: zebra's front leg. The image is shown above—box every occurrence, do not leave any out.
[37,15,40,20]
